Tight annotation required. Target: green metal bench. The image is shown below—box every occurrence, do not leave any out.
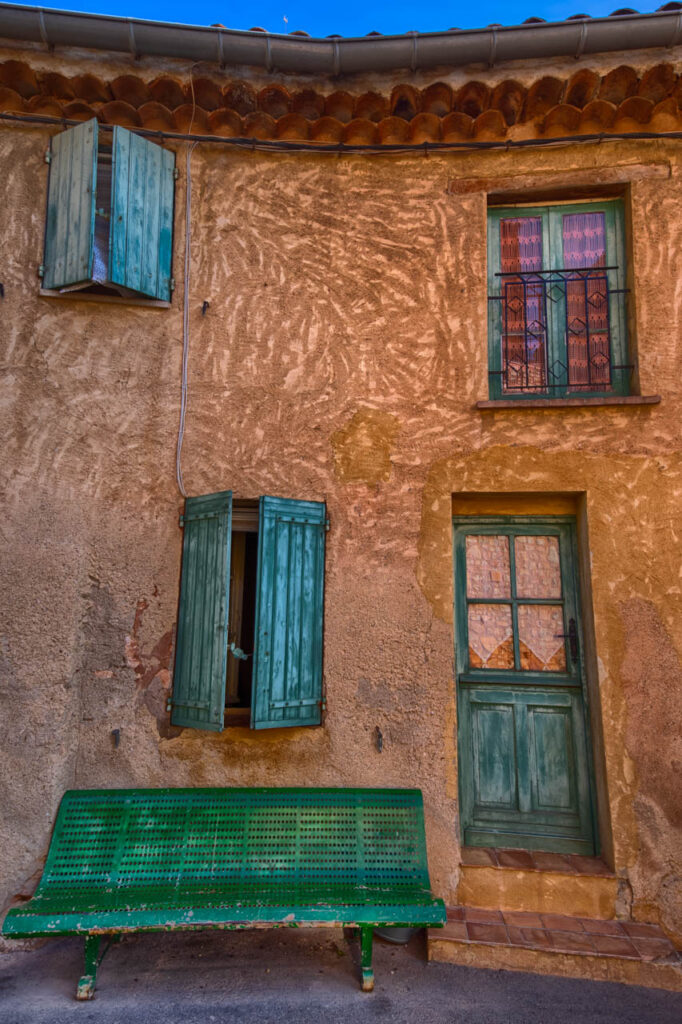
[2,787,446,998]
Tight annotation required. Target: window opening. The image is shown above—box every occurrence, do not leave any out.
[488,200,630,399]
[170,491,327,734]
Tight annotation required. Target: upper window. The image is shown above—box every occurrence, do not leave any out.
[41,119,175,302]
[170,491,327,733]
[487,200,629,399]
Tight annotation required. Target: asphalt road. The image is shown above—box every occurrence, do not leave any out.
[1,928,680,1024]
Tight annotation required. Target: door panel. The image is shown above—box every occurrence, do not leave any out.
[529,705,574,811]
[454,518,596,855]
[472,702,517,810]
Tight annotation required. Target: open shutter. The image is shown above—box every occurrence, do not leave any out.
[251,497,326,730]
[43,119,97,290]
[109,127,175,300]
[171,491,232,731]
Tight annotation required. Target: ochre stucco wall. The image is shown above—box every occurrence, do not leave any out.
[0,44,681,948]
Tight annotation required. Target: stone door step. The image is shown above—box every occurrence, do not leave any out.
[428,907,682,992]
[458,848,618,918]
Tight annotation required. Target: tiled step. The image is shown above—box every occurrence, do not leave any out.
[458,847,618,918]
[428,907,682,992]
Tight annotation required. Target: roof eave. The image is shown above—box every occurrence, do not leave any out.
[1,4,682,75]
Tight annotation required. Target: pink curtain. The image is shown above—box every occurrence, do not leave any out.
[563,212,611,390]
[500,217,546,392]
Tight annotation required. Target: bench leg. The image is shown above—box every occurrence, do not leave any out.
[360,926,374,992]
[77,935,101,1000]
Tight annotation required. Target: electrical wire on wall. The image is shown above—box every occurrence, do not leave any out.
[175,68,199,498]
[175,140,197,499]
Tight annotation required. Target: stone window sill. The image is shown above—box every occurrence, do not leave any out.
[477,395,660,410]
[40,288,171,309]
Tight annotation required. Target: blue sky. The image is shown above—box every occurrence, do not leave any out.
[33,1,664,38]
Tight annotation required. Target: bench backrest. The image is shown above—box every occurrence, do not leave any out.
[38,788,433,893]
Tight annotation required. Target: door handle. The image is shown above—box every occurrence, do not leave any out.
[555,618,578,664]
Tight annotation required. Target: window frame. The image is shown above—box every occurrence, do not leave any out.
[487,198,629,401]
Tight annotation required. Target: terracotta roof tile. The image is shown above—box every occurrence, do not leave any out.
[2,58,682,145]
[599,65,638,104]
[139,101,175,132]
[324,91,354,123]
[378,115,410,144]
[99,100,140,127]
[223,81,257,116]
[149,76,185,110]
[354,92,389,123]
[110,75,150,109]
[309,116,344,143]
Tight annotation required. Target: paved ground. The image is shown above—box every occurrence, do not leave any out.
[1,928,681,1024]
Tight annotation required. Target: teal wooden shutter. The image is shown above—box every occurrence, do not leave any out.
[109,127,175,301]
[43,119,97,290]
[251,497,326,730]
[171,491,232,731]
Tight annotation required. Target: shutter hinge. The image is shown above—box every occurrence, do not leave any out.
[179,514,185,527]
[44,149,51,165]
[166,696,173,712]
[173,167,179,180]
[170,277,176,292]
[38,265,45,279]
[325,518,330,532]
[318,696,327,711]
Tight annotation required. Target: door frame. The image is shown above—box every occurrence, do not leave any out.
[452,514,600,855]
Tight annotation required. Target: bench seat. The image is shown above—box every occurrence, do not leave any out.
[2,787,446,995]
[6,882,445,935]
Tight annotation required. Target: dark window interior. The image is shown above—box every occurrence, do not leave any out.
[227,531,258,710]
[226,502,259,714]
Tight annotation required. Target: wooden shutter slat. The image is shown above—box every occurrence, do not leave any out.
[251,497,326,730]
[110,127,175,300]
[43,119,97,290]
[171,491,232,732]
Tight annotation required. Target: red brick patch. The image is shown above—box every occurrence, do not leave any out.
[531,851,575,872]
[467,922,509,944]
[570,855,614,876]
[581,918,626,936]
[629,936,676,961]
[460,847,497,867]
[622,921,666,939]
[590,934,639,957]
[465,908,505,924]
[541,914,585,932]
[496,849,536,869]
[503,911,544,929]
[519,927,555,949]
[439,906,678,968]
[549,931,596,953]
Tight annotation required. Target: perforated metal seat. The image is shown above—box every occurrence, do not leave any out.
[3,787,446,997]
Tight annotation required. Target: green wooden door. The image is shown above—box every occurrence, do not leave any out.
[453,517,596,854]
